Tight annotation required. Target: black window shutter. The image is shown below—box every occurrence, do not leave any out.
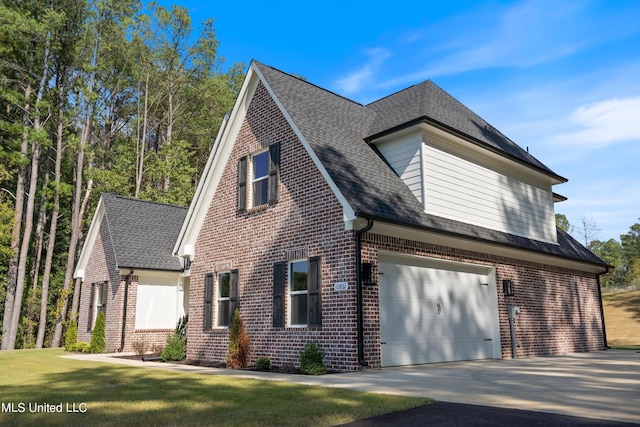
[204,273,213,330]
[272,262,286,327]
[87,283,95,331]
[268,143,279,204]
[229,269,239,326]
[308,256,322,327]
[237,156,247,212]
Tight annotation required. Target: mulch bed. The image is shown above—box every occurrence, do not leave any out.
[111,354,336,374]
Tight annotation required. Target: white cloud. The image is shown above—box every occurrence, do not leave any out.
[552,97,640,148]
[334,48,391,95]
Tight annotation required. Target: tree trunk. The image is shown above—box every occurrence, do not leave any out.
[37,91,64,348]
[6,139,40,349]
[135,73,149,198]
[1,85,30,350]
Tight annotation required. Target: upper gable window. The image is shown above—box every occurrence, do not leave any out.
[252,150,269,206]
[237,143,279,212]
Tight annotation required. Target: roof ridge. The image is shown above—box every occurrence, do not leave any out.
[104,193,188,210]
[365,79,435,107]
[254,60,365,108]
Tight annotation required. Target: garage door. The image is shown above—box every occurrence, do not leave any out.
[379,253,501,367]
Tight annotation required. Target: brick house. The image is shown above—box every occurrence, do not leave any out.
[174,60,608,371]
[74,194,188,352]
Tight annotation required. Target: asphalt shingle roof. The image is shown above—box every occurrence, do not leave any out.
[101,194,188,271]
[254,61,605,267]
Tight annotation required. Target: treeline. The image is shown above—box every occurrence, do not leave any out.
[0,0,243,350]
[557,214,640,289]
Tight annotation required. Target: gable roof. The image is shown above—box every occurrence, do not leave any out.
[175,60,606,270]
[101,194,187,271]
[76,194,188,276]
[252,61,605,268]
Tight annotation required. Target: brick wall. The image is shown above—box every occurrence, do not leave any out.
[77,218,173,353]
[186,81,605,371]
[187,82,360,371]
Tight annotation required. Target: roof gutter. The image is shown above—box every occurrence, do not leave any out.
[354,212,609,271]
[596,266,611,349]
[119,269,134,352]
[355,218,374,367]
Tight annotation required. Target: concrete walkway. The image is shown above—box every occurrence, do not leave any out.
[62,350,640,424]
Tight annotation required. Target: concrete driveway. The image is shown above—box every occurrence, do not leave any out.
[66,349,640,424]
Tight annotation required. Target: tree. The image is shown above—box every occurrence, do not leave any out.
[555,213,573,234]
[621,221,640,287]
[589,239,625,288]
[574,215,601,247]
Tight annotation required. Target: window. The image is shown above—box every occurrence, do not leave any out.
[87,281,107,331]
[289,260,308,326]
[204,273,213,330]
[252,150,269,206]
[208,270,238,328]
[97,281,107,315]
[217,272,231,327]
[238,143,279,212]
[273,257,321,328]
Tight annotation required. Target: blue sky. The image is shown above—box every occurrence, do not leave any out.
[165,0,640,242]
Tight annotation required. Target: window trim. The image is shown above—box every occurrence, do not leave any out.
[238,143,280,212]
[251,149,269,207]
[288,259,309,327]
[216,271,231,327]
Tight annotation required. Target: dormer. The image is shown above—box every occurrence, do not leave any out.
[366,80,566,245]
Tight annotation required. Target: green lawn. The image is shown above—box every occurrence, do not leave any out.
[0,349,429,426]
[602,289,640,350]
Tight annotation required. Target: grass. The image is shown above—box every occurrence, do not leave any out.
[602,289,640,350]
[0,349,429,426]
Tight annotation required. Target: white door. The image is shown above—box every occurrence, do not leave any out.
[379,253,500,367]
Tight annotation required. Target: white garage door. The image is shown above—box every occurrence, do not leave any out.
[379,253,501,367]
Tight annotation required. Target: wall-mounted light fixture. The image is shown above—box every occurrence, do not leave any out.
[361,263,378,286]
[502,279,514,296]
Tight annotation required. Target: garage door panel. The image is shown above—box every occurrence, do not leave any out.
[379,254,500,367]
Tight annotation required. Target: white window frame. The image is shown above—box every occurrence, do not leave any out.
[288,259,308,327]
[251,149,269,207]
[216,271,231,327]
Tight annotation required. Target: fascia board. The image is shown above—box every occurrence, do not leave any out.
[73,197,106,279]
[251,63,357,222]
[370,220,608,274]
[173,65,261,258]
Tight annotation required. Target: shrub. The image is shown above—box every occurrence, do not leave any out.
[132,340,148,356]
[299,342,327,375]
[89,312,106,353]
[161,332,185,361]
[255,356,271,371]
[71,342,90,353]
[226,309,250,368]
[151,343,164,355]
[64,320,78,351]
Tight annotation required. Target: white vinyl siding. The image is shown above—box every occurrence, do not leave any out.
[423,143,557,243]
[376,133,424,204]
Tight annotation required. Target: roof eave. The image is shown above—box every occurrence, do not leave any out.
[365,116,568,184]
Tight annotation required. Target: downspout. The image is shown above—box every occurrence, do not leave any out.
[355,218,374,367]
[596,266,610,349]
[119,269,133,352]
